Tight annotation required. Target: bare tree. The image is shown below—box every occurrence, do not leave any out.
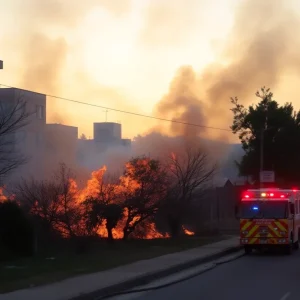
[53,163,81,237]
[16,178,62,227]
[16,163,95,240]
[164,144,217,237]
[15,177,63,254]
[18,163,83,238]
[0,93,31,180]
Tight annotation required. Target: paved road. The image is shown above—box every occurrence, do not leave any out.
[113,250,300,300]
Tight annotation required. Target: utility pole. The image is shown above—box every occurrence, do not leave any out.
[0,60,2,186]
[103,109,109,122]
[260,129,264,189]
[260,104,269,189]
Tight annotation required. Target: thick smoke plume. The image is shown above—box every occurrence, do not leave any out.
[3,0,133,124]
[2,0,135,182]
[154,66,207,138]
[153,0,300,141]
[4,0,300,184]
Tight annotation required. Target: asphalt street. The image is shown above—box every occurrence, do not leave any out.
[109,249,300,300]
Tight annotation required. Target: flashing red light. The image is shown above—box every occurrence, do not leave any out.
[241,190,288,201]
[292,189,298,192]
[242,191,252,199]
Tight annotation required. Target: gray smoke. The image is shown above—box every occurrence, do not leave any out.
[153,0,300,140]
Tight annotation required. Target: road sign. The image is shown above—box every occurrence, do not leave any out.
[260,171,275,183]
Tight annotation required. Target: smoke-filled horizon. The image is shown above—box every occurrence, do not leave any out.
[2,0,300,141]
[1,0,300,183]
[153,0,300,141]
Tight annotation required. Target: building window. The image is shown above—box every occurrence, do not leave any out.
[36,105,44,119]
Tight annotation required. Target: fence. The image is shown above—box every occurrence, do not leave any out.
[190,182,243,235]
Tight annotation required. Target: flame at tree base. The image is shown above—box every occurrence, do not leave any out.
[0,188,6,203]
[183,226,195,236]
[1,162,196,240]
[97,209,170,239]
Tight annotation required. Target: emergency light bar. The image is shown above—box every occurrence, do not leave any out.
[242,190,287,200]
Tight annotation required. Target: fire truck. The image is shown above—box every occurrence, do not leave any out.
[237,188,300,254]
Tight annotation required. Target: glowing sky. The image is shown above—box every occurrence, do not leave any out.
[1,0,300,141]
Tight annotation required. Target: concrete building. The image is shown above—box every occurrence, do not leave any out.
[0,88,132,182]
[93,122,131,148]
[93,122,121,143]
[77,122,131,171]
[0,88,46,183]
[45,124,78,169]
[121,139,131,147]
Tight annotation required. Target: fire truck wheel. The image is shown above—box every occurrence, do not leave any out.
[244,246,252,254]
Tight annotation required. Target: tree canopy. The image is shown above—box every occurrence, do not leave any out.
[231,87,300,185]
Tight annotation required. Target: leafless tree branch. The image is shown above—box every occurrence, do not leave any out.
[164,143,218,237]
[0,91,33,179]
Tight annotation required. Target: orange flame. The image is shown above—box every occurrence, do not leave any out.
[0,187,7,202]
[72,162,166,239]
[183,226,195,236]
[12,159,168,239]
[0,187,15,202]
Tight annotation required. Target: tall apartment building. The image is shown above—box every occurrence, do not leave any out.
[0,88,46,184]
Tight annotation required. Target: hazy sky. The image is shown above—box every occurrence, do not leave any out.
[1,0,300,141]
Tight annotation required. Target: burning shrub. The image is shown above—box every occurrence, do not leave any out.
[82,200,124,242]
[103,204,124,241]
[15,157,173,243]
[16,164,82,239]
[131,218,170,239]
[119,157,169,240]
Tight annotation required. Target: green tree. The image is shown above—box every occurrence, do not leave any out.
[231,87,300,185]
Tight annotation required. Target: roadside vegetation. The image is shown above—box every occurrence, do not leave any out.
[0,138,221,292]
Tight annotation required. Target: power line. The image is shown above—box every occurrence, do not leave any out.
[0,83,231,132]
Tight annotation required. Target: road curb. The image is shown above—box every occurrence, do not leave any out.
[71,244,242,300]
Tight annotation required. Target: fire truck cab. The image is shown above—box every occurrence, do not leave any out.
[237,188,300,254]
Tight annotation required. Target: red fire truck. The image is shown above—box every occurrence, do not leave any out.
[237,188,300,254]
